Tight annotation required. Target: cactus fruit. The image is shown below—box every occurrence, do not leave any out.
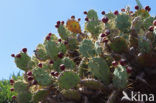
[11,3,156,103]
[32,68,53,86]
[58,71,80,89]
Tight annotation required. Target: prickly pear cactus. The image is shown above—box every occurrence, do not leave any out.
[10,2,156,103]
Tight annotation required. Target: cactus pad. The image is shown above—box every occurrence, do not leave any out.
[58,71,80,89]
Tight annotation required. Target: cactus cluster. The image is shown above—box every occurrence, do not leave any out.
[10,3,156,103]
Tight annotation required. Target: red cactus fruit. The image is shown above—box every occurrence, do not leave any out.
[112,61,118,67]
[60,64,65,71]
[84,11,88,14]
[126,66,132,73]
[22,48,27,53]
[10,88,14,91]
[12,96,16,99]
[102,17,109,23]
[11,54,15,57]
[135,5,139,10]
[38,63,42,68]
[16,54,21,58]
[114,10,119,15]
[120,59,127,66]
[101,11,105,15]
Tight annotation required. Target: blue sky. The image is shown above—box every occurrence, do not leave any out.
[0,0,156,80]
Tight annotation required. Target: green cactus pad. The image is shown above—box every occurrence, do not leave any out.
[61,89,81,101]
[35,44,49,61]
[58,43,67,54]
[131,16,143,32]
[58,24,70,40]
[14,80,28,93]
[138,36,152,53]
[17,91,32,103]
[58,71,80,89]
[79,39,97,58]
[32,89,49,103]
[33,68,53,86]
[110,36,128,53]
[95,41,103,55]
[87,9,98,21]
[67,37,79,51]
[80,78,104,90]
[53,59,63,72]
[143,17,155,30]
[15,52,31,71]
[45,40,59,60]
[88,57,110,85]
[86,20,102,38]
[113,65,128,89]
[115,13,131,33]
[105,12,116,19]
[62,57,75,69]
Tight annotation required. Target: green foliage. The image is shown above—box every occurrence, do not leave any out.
[0,73,21,103]
[0,80,17,103]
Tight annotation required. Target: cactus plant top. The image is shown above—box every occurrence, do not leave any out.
[10,3,156,103]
